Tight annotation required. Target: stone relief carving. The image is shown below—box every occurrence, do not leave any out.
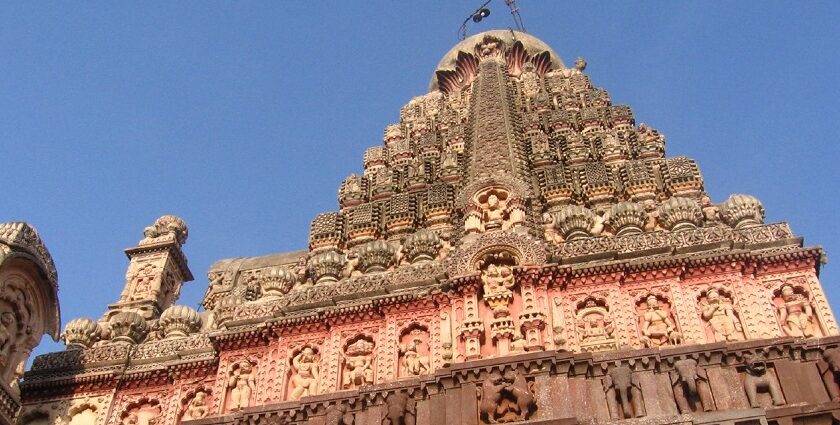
[479,252,519,355]
[381,392,416,425]
[700,288,743,342]
[226,359,256,411]
[637,294,681,348]
[604,365,645,419]
[398,328,430,377]
[819,347,840,402]
[324,403,355,425]
[477,370,536,424]
[289,346,320,400]
[464,189,525,234]
[670,358,714,413]
[742,352,784,408]
[775,284,820,338]
[342,337,375,389]
[182,390,210,420]
[575,298,616,352]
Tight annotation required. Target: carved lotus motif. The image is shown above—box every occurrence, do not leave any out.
[719,194,765,229]
[61,317,101,349]
[357,240,397,273]
[403,230,442,263]
[606,202,648,236]
[108,311,149,344]
[307,250,346,283]
[159,305,201,339]
[657,197,703,232]
[259,266,296,298]
[554,205,596,240]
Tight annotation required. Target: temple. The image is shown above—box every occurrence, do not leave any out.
[15,31,840,425]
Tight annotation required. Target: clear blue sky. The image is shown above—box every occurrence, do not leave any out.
[2,2,839,358]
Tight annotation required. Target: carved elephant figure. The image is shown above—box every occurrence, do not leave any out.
[670,359,714,413]
[604,366,645,419]
[381,392,416,425]
[819,347,840,402]
[742,355,785,408]
[324,404,354,425]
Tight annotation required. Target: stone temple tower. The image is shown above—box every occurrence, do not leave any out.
[18,31,840,425]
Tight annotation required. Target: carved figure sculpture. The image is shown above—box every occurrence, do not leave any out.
[481,264,516,298]
[325,404,355,425]
[227,360,256,411]
[701,288,743,342]
[399,335,430,377]
[819,347,840,402]
[639,295,678,347]
[777,284,819,338]
[670,359,714,413]
[477,370,536,424]
[0,310,15,368]
[343,339,375,389]
[576,299,615,351]
[742,353,784,408]
[381,392,416,425]
[183,391,209,420]
[484,195,505,229]
[290,347,320,400]
[604,365,645,419]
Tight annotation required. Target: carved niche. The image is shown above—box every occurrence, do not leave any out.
[575,297,617,352]
[478,252,521,356]
[477,369,536,424]
[398,326,430,378]
[342,336,376,390]
[464,188,526,234]
[698,287,744,343]
[120,399,162,425]
[225,359,256,411]
[181,389,211,421]
[635,294,682,348]
[288,346,321,400]
[773,283,821,338]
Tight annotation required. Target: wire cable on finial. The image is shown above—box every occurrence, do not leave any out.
[504,0,527,33]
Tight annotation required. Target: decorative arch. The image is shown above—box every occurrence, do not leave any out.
[447,231,547,277]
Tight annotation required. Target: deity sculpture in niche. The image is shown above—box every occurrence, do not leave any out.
[399,328,430,377]
[477,369,536,424]
[576,298,616,352]
[183,391,210,420]
[700,288,743,342]
[122,402,161,425]
[227,359,256,411]
[289,346,320,400]
[342,337,375,389]
[637,294,681,347]
[465,189,525,234]
[775,284,820,338]
[479,252,519,355]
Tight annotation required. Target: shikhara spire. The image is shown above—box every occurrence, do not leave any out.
[16,31,839,425]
